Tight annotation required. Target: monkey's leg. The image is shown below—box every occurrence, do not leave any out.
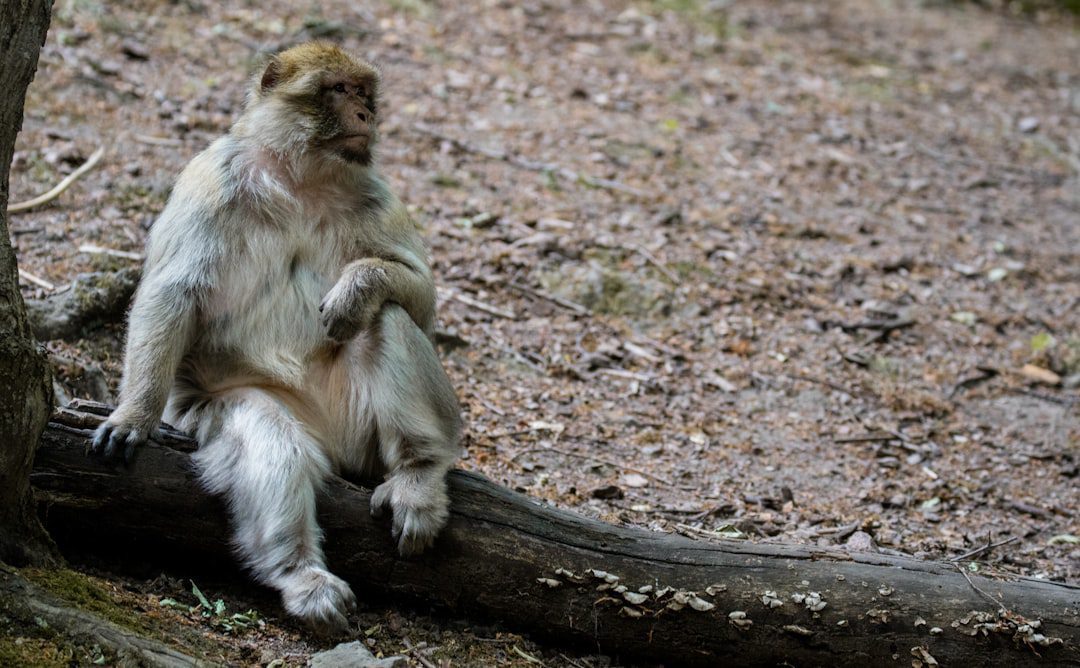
[359,305,463,556]
[191,390,357,635]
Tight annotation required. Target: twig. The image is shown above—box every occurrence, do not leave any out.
[916,143,1050,178]
[133,134,184,147]
[437,287,517,320]
[627,243,679,284]
[949,367,999,399]
[8,146,105,213]
[413,123,653,199]
[833,433,902,444]
[402,638,438,668]
[18,268,56,291]
[785,373,860,397]
[594,367,655,383]
[950,536,1019,563]
[508,282,589,315]
[840,317,915,333]
[558,653,590,668]
[78,244,144,261]
[622,341,660,363]
[1008,500,1053,520]
[1007,387,1077,407]
[511,645,546,666]
[674,522,745,540]
[613,502,708,515]
[510,446,672,487]
[953,563,1006,613]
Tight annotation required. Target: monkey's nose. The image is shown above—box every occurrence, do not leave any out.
[356,110,369,123]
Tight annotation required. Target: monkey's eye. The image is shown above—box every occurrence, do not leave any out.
[333,83,346,93]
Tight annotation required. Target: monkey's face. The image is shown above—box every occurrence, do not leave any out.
[317,74,380,165]
[254,44,382,165]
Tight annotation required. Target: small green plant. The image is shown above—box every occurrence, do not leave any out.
[159,581,264,634]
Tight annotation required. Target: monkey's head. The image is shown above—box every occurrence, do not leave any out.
[249,42,382,166]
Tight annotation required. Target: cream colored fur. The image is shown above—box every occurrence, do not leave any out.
[93,53,462,636]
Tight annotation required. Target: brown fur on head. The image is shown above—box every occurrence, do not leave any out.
[246,42,382,165]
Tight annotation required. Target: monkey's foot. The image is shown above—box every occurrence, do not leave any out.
[370,473,450,557]
[279,566,357,637]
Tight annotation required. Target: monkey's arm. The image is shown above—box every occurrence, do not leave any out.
[90,171,220,463]
[91,271,200,461]
[321,204,437,341]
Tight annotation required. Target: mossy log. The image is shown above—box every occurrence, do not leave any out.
[25,268,140,341]
[32,402,1080,666]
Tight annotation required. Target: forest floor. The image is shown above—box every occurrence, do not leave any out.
[6,0,1079,665]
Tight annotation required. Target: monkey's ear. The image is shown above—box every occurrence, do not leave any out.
[260,58,282,93]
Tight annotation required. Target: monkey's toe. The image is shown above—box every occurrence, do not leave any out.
[281,567,356,638]
[395,505,449,557]
[90,421,147,464]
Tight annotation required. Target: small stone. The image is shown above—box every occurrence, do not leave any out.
[887,493,909,508]
[310,641,407,668]
[590,484,624,500]
[1018,116,1040,133]
[845,531,877,552]
[121,39,150,60]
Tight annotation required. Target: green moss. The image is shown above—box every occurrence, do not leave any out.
[540,253,672,319]
[0,636,74,668]
[21,568,145,634]
[643,0,731,38]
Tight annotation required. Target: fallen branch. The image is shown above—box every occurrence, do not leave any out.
[18,267,56,291]
[510,445,672,487]
[508,282,590,315]
[438,286,518,320]
[413,123,653,199]
[25,268,140,340]
[31,402,1080,666]
[78,243,144,262]
[8,146,105,214]
[950,536,1020,563]
[627,243,679,284]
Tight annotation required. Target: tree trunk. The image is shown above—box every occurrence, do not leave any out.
[0,0,57,566]
[33,402,1080,667]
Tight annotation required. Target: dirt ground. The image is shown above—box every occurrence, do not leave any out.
[7,0,1079,665]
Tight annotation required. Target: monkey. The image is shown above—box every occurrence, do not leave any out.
[91,42,463,636]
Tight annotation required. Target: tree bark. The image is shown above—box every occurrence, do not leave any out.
[33,402,1080,667]
[0,0,57,566]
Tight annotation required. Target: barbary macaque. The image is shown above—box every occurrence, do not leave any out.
[92,42,462,635]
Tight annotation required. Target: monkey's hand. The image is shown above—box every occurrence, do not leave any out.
[370,469,450,557]
[90,411,156,464]
[319,263,389,342]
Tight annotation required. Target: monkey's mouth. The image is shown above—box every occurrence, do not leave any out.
[333,134,373,163]
[337,133,370,146]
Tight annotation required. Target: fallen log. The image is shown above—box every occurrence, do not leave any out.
[32,402,1080,666]
[25,268,140,340]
